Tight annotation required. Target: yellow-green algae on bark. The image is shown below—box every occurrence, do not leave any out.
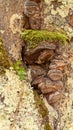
[34,91,52,130]
[22,30,69,49]
[0,39,12,74]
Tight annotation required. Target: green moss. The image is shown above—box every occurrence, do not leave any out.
[13,61,27,80]
[33,90,48,118]
[0,41,12,74]
[22,30,69,49]
[44,123,52,130]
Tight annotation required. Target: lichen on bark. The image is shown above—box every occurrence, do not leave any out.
[0,40,51,130]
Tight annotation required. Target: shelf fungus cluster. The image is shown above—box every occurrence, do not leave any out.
[23,0,69,107]
[22,31,68,106]
[24,0,43,29]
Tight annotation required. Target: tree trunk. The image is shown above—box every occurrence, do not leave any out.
[0,0,73,130]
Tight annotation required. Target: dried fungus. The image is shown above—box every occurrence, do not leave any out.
[22,3,68,106]
[22,37,68,106]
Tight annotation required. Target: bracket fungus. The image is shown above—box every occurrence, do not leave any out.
[22,30,69,106]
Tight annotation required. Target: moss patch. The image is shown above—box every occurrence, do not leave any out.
[13,61,27,80]
[22,30,69,49]
[0,41,12,74]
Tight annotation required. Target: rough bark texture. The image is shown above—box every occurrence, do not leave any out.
[0,1,51,130]
[44,1,73,130]
[0,0,73,130]
[0,37,50,130]
[0,0,24,60]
